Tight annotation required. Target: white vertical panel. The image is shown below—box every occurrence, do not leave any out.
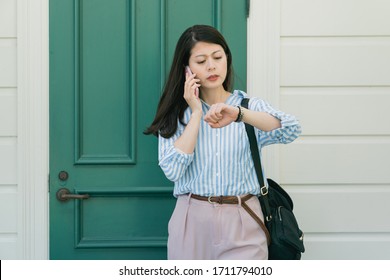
[0,0,19,261]
[285,185,390,232]
[280,87,390,135]
[281,37,390,86]
[0,89,17,136]
[247,0,281,180]
[0,188,17,232]
[302,233,390,260]
[0,0,17,37]
[0,234,18,259]
[0,138,17,185]
[0,39,17,86]
[17,0,50,260]
[281,0,390,36]
[280,138,390,184]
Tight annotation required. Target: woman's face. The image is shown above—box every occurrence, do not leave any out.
[188,42,228,91]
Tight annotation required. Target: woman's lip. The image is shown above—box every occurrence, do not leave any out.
[207,75,219,81]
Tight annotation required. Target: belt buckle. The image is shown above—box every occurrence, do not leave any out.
[208,196,222,204]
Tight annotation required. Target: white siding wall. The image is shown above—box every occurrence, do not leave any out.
[0,0,18,259]
[250,0,390,259]
[1,0,49,260]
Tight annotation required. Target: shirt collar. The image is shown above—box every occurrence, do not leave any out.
[200,90,247,108]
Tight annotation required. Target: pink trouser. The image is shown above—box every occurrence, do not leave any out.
[167,194,268,260]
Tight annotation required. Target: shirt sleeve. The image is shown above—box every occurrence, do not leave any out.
[250,97,302,147]
[158,120,194,182]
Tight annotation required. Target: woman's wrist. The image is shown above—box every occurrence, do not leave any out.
[191,110,202,120]
[234,106,244,122]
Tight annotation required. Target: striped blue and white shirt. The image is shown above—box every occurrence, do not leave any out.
[158,90,301,197]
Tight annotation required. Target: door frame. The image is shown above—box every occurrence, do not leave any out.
[17,0,264,259]
[17,0,49,259]
[247,0,280,180]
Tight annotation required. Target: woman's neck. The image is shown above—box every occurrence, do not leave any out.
[200,87,230,105]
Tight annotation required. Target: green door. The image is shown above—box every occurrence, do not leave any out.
[49,0,247,260]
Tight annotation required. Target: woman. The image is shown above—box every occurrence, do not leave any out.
[144,25,301,259]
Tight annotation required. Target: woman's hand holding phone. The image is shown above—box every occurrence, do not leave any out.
[185,66,200,98]
[184,66,202,115]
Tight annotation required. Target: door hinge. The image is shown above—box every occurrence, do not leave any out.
[246,0,250,18]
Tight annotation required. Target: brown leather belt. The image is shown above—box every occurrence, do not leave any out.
[189,193,271,245]
[190,194,254,204]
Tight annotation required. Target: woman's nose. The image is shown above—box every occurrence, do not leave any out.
[207,59,216,71]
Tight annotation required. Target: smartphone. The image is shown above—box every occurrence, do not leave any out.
[185,66,199,97]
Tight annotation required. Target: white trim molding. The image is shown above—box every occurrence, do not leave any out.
[17,0,49,259]
[247,0,281,179]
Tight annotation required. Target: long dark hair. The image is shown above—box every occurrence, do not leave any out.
[144,25,233,138]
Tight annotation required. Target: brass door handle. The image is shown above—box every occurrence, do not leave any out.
[56,188,90,202]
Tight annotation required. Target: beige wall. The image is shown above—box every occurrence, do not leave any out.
[249,0,390,259]
[0,0,18,259]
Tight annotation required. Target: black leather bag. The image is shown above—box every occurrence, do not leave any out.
[241,98,305,260]
[261,178,305,259]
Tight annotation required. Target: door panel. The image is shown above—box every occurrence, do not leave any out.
[50,0,247,259]
[76,0,135,164]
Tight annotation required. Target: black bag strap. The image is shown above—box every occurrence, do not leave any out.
[241,98,272,222]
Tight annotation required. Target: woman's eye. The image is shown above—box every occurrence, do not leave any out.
[197,61,206,64]
[215,56,222,60]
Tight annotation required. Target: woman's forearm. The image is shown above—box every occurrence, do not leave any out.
[241,107,281,132]
[174,111,202,154]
